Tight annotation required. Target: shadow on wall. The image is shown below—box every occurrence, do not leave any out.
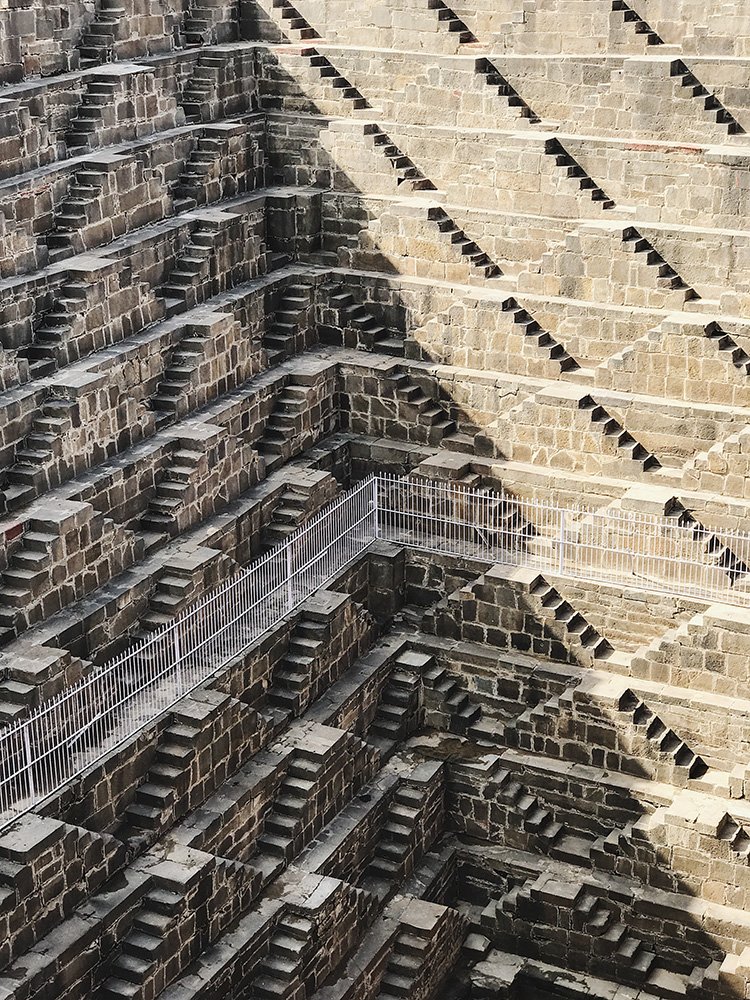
[402,558,747,994]
[244,8,750,997]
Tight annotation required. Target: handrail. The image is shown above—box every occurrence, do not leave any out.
[0,476,378,832]
[2,471,748,832]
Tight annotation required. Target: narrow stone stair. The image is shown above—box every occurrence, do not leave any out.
[581,397,661,473]
[545,138,615,209]
[611,0,663,46]
[427,206,503,278]
[300,48,370,110]
[427,0,476,42]
[618,689,708,782]
[476,58,541,123]
[76,0,126,68]
[263,283,314,363]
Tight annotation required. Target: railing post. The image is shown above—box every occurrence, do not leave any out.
[372,476,380,540]
[558,508,566,575]
[173,623,183,697]
[286,541,295,611]
[23,727,35,801]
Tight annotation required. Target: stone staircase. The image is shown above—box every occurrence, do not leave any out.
[617,689,708,784]
[703,320,750,374]
[671,60,745,136]
[364,124,437,193]
[631,617,694,675]
[514,692,564,749]
[99,884,187,999]
[390,371,457,445]
[256,750,326,861]
[362,782,426,889]
[135,564,200,635]
[44,166,107,262]
[376,904,465,999]
[444,485,539,552]
[569,893,660,988]
[718,814,750,859]
[266,0,320,42]
[76,0,126,69]
[427,0,475,43]
[0,817,126,972]
[426,206,502,279]
[182,0,225,46]
[18,280,88,377]
[0,673,41,724]
[263,283,314,363]
[254,383,310,472]
[544,139,615,209]
[423,659,481,734]
[581,396,661,474]
[158,223,222,315]
[476,58,541,124]
[174,134,233,209]
[263,486,312,549]
[121,718,200,838]
[668,506,749,586]
[269,613,328,714]
[0,525,58,643]
[180,54,224,122]
[149,327,209,427]
[487,878,659,985]
[300,48,370,111]
[527,576,614,666]
[621,227,697,302]
[65,77,118,149]
[611,0,663,46]
[140,445,203,539]
[324,283,404,355]
[251,911,316,999]
[1,397,75,509]
[502,297,578,373]
[589,824,633,872]
[369,665,421,745]
[0,644,91,726]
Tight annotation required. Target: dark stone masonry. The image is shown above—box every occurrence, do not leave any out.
[1,1,750,997]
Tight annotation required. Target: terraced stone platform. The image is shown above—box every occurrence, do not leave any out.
[1,1,750,998]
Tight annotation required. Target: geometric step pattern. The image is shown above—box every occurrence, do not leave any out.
[269,613,329,715]
[671,59,745,136]
[301,47,370,111]
[263,282,315,363]
[364,124,437,193]
[390,371,457,445]
[544,138,615,209]
[368,663,421,746]
[76,0,125,69]
[43,167,108,263]
[426,206,503,279]
[421,657,482,735]
[268,0,320,43]
[323,283,404,355]
[475,58,541,124]
[618,689,709,784]
[428,0,476,44]
[528,576,615,666]
[502,297,579,373]
[17,280,88,378]
[611,0,663,47]
[158,222,223,315]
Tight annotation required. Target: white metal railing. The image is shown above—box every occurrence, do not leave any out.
[0,476,377,833]
[2,471,750,832]
[374,473,750,606]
